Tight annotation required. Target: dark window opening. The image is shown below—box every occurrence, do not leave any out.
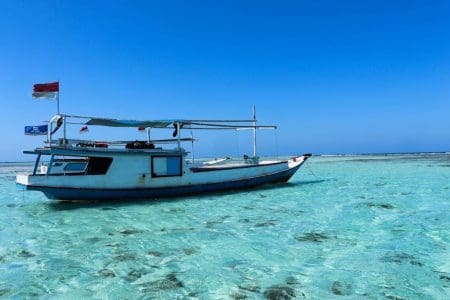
[86,157,113,175]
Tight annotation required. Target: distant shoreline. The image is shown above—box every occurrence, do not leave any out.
[1,151,448,164]
[319,151,450,157]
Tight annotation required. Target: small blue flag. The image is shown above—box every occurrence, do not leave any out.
[25,125,48,135]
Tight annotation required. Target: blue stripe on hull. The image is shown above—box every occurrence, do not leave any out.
[28,164,301,201]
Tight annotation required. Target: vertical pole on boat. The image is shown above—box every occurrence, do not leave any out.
[47,155,54,175]
[146,128,151,143]
[176,122,181,149]
[32,153,41,175]
[190,130,195,163]
[252,105,257,157]
[48,120,53,145]
[47,120,51,144]
[63,116,67,145]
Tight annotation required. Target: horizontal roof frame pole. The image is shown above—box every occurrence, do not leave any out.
[179,126,277,130]
[45,138,196,145]
[183,119,255,123]
[60,114,255,123]
[188,122,277,129]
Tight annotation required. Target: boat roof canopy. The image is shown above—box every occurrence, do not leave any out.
[85,117,173,128]
[59,114,276,129]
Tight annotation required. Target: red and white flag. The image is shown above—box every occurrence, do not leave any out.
[32,81,59,99]
[80,125,89,133]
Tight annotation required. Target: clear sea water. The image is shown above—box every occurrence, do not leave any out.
[0,154,449,299]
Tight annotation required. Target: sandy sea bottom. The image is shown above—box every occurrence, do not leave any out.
[0,154,449,299]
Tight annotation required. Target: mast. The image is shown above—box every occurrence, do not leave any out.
[253,105,256,157]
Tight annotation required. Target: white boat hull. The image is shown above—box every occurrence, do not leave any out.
[16,152,309,201]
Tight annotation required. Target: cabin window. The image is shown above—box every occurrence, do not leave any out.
[64,162,87,172]
[86,157,113,175]
[152,156,182,177]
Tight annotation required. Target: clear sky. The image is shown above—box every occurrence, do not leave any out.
[1,0,449,161]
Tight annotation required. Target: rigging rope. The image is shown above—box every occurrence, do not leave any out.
[305,159,320,180]
[275,129,279,159]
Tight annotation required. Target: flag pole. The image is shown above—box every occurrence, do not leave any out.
[57,80,60,114]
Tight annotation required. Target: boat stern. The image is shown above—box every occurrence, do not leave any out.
[16,173,31,187]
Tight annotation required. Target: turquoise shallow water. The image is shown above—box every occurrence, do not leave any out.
[0,154,449,299]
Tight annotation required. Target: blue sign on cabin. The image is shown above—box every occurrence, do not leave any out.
[25,125,48,135]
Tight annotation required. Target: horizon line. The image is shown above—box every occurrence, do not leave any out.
[1,150,449,164]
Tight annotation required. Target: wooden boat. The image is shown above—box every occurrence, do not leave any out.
[16,110,310,201]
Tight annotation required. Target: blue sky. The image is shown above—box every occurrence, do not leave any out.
[1,0,449,161]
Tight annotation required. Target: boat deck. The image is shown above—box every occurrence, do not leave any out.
[190,160,285,172]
